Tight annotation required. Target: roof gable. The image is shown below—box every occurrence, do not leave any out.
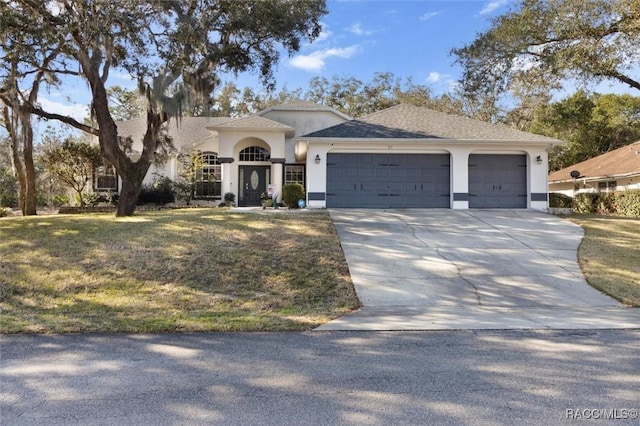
[549,141,640,182]
[258,100,351,120]
[303,104,561,142]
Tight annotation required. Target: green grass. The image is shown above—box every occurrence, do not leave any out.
[569,215,640,307]
[0,209,360,333]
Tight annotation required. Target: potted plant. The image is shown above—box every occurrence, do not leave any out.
[260,192,271,209]
[223,192,236,207]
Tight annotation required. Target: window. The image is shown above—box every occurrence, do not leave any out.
[195,152,221,198]
[94,164,118,191]
[597,181,616,192]
[285,165,305,186]
[239,146,270,162]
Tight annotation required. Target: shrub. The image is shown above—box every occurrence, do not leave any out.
[96,191,118,205]
[138,177,175,205]
[52,194,70,207]
[595,192,616,214]
[0,169,18,207]
[223,192,235,205]
[573,190,640,217]
[573,193,598,214]
[282,183,305,209]
[549,193,573,208]
[81,192,100,207]
[614,190,640,218]
[0,206,9,217]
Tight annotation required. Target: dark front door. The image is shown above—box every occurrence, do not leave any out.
[239,166,269,206]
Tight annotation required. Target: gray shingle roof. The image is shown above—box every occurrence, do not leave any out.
[208,115,294,131]
[303,104,562,142]
[258,100,351,119]
[116,116,230,146]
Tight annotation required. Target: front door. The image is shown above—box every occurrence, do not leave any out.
[239,166,270,206]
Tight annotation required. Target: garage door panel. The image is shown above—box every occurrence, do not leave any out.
[327,153,450,208]
[469,154,527,209]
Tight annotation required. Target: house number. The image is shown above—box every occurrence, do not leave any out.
[250,170,259,190]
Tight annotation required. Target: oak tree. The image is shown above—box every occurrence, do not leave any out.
[452,0,640,97]
[1,0,326,216]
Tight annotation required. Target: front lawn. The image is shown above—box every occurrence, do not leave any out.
[0,209,360,333]
[569,215,640,307]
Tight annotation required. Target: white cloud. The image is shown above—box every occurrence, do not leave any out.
[316,28,333,43]
[425,72,458,95]
[38,98,89,122]
[427,72,442,83]
[419,11,443,21]
[480,0,509,15]
[289,46,360,72]
[347,23,374,36]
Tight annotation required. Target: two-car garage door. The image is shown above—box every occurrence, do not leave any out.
[325,153,528,209]
[326,153,450,208]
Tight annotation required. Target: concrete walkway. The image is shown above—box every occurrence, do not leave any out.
[318,209,639,331]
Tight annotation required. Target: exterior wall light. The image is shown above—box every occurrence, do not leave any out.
[315,154,321,164]
[536,155,543,164]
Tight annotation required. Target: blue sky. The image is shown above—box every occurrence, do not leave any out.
[42,0,512,122]
[39,0,635,124]
[235,0,512,95]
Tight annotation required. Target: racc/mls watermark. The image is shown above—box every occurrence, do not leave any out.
[566,408,638,420]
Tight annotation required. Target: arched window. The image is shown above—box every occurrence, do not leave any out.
[195,152,221,198]
[239,146,270,162]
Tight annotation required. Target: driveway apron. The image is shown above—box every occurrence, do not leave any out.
[318,209,639,330]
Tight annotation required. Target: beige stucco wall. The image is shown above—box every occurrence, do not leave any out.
[261,109,349,163]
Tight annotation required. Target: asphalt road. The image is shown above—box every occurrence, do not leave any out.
[1,331,639,425]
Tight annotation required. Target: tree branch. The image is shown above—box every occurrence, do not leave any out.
[603,70,640,91]
[25,103,99,135]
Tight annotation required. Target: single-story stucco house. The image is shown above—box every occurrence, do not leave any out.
[104,101,563,209]
[548,141,640,196]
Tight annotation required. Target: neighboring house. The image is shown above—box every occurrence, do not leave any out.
[108,101,563,209]
[548,141,640,197]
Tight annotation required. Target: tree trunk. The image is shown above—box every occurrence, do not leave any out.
[116,167,149,216]
[3,105,37,216]
[22,108,37,215]
[77,52,163,217]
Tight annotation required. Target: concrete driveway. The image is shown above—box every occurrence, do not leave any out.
[318,209,639,330]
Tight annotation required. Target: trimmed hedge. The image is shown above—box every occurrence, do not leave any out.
[573,190,640,217]
[549,193,573,208]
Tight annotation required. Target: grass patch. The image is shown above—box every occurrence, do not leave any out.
[569,215,640,307]
[0,209,360,333]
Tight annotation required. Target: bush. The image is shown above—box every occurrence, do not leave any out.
[138,177,175,205]
[0,206,9,217]
[573,190,640,217]
[52,194,70,207]
[613,190,640,218]
[0,169,18,207]
[96,191,118,205]
[282,183,305,209]
[84,192,100,207]
[223,192,235,205]
[549,193,573,208]
[573,193,598,214]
